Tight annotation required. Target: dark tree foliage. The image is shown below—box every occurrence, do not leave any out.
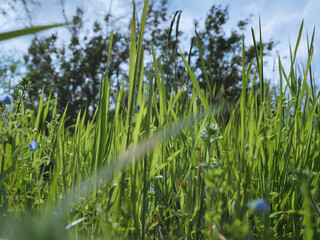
[142,1,186,95]
[194,5,274,103]
[21,1,274,124]
[24,8,129,123]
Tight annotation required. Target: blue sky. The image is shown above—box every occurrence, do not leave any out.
[173,0,320,83]
[1,0,319,85]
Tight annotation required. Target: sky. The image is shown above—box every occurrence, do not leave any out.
[0,0,319,87]
[173,0,320,83]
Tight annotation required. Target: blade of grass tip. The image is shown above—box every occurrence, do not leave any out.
[276,57,284,148]
[251,29,260,91]
[52,97,58,117]
[152,43,166,125]
[289,21,304,98]
[292,21,304,66]
[113,78,125,125]
[175,10,182,44]
[289,41,298,96]
[296,45,313,116]
[41,90,53,132]
[0,23,66,41]
[278,61,291,97]
[68,109,82,185]
[245,61,254,108]
[126,6,137,129]
[159,59,168,114]
[258,16,264,102]
[187,36,194,70]
[137,0,149,53]
[309,30,316,88]
[160,63,170,123]
[179,49,210,111]
[136,47,145,105]
[195,31,212,101]
[171,82,187,108]
[34,86,45,132]
[240,35,247,152]
[107,30,113,67]
[251,17,264,104]
[168,10,179,45]
[306,28,315,101]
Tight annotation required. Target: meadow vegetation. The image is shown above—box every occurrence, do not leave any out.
[0,0,319,239]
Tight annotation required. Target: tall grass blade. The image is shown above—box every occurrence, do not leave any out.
[0,23,65,41]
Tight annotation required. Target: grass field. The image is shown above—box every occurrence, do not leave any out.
[0,0,320,239]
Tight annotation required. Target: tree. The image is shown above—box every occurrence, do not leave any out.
[193,5,274,104]
[24,8,129,123]
[20,1,273,124]
[23,0,179,123]
[142,2,274,105]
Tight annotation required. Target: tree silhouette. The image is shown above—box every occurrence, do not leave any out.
[19,1,274,123]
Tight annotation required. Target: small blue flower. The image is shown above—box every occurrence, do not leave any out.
[135,105,140,113]
[2,95,11,104]
[202,132,208,138]
[248,199,269,214]
[29,141,38,151]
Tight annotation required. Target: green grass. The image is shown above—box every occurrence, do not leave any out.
[0,1,320,239]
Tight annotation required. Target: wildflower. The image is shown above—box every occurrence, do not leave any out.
[248,199,269,214]
[29,140,38,151]
[135,105,140,113]
[1,95,11,104]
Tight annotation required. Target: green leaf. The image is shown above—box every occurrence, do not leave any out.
[0,23,66,41]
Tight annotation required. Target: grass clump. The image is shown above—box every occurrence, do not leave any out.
[0,1,320,239]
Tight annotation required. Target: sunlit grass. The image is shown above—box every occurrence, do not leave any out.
[0,0,320,239]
